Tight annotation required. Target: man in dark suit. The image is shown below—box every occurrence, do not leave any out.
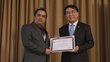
[59,4,94,62]
[21,8,51,62]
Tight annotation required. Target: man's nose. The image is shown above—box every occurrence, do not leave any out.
[69,13,73,16]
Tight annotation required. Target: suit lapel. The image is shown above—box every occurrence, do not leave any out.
[65,24,70,36]
[74,22,81,36]
[31,22,45,41]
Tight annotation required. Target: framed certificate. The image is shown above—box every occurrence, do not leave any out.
[50,36,75,52]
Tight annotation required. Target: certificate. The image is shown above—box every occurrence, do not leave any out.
[50,36,75,52]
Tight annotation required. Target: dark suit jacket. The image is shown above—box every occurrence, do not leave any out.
[59,21,94,62]
[21,22,50,62]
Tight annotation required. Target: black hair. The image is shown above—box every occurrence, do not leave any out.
[34,8,47,18]
[64,4,79,14]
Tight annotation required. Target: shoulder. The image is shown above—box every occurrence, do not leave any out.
[59,23,68,30]
[21,24,32,31]
[22,23,32,28]
[78,22,90,28]
[78,22,91,31]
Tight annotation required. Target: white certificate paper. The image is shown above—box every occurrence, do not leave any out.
[50,36,75,52]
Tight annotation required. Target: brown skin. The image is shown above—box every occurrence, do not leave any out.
[65,8,79,53]
[34,10,51,55]
[65,8,79,23]
[34,10,46,26]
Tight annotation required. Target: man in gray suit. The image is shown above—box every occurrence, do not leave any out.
[21,8,51,62]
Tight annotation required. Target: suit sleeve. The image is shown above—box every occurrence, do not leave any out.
[21,25,45,55]
[79,25,94,52]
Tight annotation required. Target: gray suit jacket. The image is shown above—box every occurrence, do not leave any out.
[21,22,50,62]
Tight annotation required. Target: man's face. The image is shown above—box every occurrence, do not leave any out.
[34,10,46,25]
[65,8,79,23]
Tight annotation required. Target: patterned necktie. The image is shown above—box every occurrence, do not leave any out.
[69,24,75,36]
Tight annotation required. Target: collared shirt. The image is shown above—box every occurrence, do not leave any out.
[69,20,78,34]
[43,34,46,41]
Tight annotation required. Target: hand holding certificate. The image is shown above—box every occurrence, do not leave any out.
[50,36,75,52]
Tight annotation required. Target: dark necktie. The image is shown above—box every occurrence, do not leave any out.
[40,27,46,35]
[40,27,47,41]
[37,24,46,35]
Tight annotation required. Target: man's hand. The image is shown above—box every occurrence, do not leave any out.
[74,45,79,52]
[69,45,79,52]
[45,48,52,55]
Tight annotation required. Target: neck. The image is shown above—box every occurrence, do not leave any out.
[69,20,78,24]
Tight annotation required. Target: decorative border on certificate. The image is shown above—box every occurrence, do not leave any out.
[50,36,75,52]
